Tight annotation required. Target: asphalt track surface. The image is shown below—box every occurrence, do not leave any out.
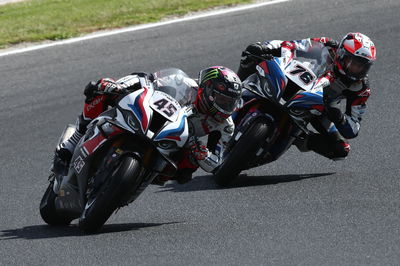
[1,0,399,265]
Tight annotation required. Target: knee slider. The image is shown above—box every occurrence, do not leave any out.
[333,141,350,159]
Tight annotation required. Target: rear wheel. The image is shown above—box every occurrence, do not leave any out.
[214,120,269,187]
[78,156,141,234]
[39,181,73,226]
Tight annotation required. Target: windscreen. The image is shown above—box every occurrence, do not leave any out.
[294,42,332,77]
[153,68,198,107]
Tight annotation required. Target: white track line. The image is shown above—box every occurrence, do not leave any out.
[0,0,290,57]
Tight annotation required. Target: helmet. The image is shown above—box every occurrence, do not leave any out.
[334,32,376,81]
[196,66,242,122]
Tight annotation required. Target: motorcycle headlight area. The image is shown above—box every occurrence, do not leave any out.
[157,140,177,149]
[127,116,140,131]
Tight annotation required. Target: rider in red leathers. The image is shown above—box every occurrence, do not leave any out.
[237,33,376,160]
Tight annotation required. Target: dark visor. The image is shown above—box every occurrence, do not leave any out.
[213,91,238,113]
[341,52,372,79]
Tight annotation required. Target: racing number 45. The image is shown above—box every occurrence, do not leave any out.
[153,98,177,117]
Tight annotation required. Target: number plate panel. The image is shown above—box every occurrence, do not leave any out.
[285,61,317,91]
[150,91,181,121]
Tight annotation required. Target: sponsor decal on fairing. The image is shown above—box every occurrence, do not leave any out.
[74,156,85,174]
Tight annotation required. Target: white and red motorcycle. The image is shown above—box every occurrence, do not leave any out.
[40,68,196,233]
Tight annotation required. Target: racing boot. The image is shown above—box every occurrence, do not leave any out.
[293,132,311,152]
[174,168,194,184]
[307,132,350,160]
[53,114,90,174]
[56,131,83,162]
[53,131,83,176]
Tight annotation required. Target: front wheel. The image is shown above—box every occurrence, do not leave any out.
[214,120,269,187]
[78,156,141,234]
[39,180,73,226]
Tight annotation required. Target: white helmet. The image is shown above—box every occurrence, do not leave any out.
[335,32,376,81]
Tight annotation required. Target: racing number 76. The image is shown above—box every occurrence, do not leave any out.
[289,65,315,84]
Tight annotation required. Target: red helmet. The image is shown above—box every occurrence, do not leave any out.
[334,32,376,81]
[196,66,242,122]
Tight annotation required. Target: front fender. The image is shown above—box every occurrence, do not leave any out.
[227,110,275,156]
[235,109,274,138]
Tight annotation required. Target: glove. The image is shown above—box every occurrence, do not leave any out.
[242,42,271,57]
[84,80,98,100]
[190,142,209,161]
[84,78,122,101]
[324,39,339,48]
[311,37,338,48]
[97,78,121,93]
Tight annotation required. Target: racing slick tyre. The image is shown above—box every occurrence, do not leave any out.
[214,119,269,187]
[40,182,74,226]
[78,156,141,234]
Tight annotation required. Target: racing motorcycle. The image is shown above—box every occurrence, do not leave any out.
[40,68,196,233]
[214,45,330,186]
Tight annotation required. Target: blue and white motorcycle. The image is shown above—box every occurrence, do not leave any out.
[40,68,196,233]
[214,45,331,186]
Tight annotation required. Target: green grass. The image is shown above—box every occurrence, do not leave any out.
[0,0,253,49]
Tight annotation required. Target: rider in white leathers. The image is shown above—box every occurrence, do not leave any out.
[237,33,376,160]
[54,66,242,187]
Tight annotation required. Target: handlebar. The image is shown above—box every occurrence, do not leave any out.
[93,88,128,97]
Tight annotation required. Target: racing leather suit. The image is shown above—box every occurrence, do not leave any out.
[238,37,371,159]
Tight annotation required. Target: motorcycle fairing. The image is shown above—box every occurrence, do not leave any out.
[77,110,125,158]
[284,60,317,91]
[286,91,324,114]
[153,107,189,147]
[149,90,181,122]
[81,123,124,157]
[255,58,288,102]
[119,87,153,134]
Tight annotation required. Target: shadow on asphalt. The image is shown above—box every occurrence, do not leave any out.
[156,172,336,193]
[0,221,180,240]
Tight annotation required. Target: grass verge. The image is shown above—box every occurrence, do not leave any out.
[0,0,253,49]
